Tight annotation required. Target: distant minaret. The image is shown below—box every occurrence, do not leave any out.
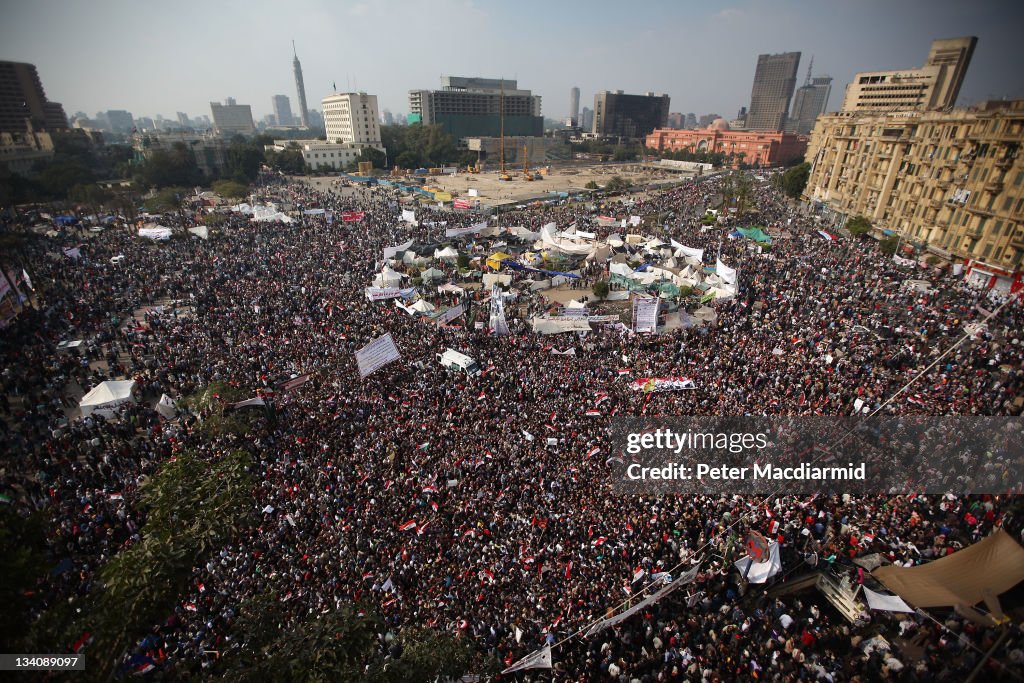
[293,40,310,128]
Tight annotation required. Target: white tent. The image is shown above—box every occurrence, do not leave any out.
[155,393,179,419]
[79,380,136,418]
[188,226,209,240]
[437,283,465,295]
[410,299,436,314]
[420,267,446,282]
[372,266,405,288]
[401,250,427,266]
[434,246,459,262]
[565,299,588,309]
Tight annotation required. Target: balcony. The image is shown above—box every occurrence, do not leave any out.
[935,178,951,189]
[967,205,995,217]
[928,198,943,209]
[984,180,1004,193]
[994,156,1016,169]
[965,226,984,239]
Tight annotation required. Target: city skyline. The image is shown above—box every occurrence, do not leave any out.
[2,0,1023,127]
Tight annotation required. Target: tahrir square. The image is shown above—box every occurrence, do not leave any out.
[1,12,1024,683]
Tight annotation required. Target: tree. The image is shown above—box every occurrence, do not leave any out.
[879,237,898,256]
[359,147,387,169]
[225,140,265,183]
[212,179,249,199]
[143,186,188,214]
[268,148,307,175]
[26,445,255,681]
[584,180,599,190]
[592,279,610,300]
[140,143,204,189]
[779,161,811,200]
[846,215,873,238]
[605,176,629,192]
[0,508,48,651]
[456,252,471,269]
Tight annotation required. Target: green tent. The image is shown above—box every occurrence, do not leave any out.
[736,227,772,244]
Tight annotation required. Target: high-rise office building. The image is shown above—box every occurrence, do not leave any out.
[210,100,255,135]
[322,92,382,147]
[841,36,977,112]
[408,77,543,140]
[581,107,593,131]
[592,91,670,138]
[272,95,295,126]
[746,52,801,131]
[177,112,190,127]
[293,41,310,128]
[0,61,67,133]
[106,110,134,134]
[684,113,698,129]
[786,59,833,134]
[569,86,580,126]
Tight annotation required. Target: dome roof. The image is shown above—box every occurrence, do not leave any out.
[709,118,731,131]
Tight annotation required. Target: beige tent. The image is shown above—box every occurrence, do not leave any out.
[873,529,1024,609]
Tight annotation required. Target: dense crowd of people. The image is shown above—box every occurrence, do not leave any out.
[1,169,1022,681]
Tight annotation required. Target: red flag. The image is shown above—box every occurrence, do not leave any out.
[565,560,572,579]
[398,520,417,532]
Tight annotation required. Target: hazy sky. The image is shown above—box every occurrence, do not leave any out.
[2,0,1023,124]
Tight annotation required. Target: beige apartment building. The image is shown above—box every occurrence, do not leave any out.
[841,37,976,113]
[803,100,1024,290]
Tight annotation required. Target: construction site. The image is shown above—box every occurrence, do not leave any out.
[417,161,697,210]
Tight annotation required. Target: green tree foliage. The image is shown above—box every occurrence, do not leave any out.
[212,179,249,199]
[143,187,188,214]
[35,160,95,199]
[380,124,466,169]
[0,508,48,651]
[584,180,599,190]
[358,146,387,169]
[778,161,811,199]
[27,445,254,681]
[225,139,265,183]
[846,215,873,238]
[605,175,629,192]
[879,237,899,255]
[592,279,610,300]
[267,146,308,175]
[140,142,204,189]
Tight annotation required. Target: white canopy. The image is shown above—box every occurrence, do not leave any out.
[79,380,136,418]
[372,266,405,288]
[434,246,459,261]
[410,299,436,314]
[188,226,209,240]
[420,267,446,282]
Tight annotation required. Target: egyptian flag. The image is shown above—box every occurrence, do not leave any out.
[399,520,417,532]
[586,410,602,417]
[585,446,600,458]
[565,560,573,579]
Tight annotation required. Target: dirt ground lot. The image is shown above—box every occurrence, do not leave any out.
[423,163,694,208]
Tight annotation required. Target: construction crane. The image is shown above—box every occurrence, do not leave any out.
[498,79,512,181]
[522,145,534,181]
